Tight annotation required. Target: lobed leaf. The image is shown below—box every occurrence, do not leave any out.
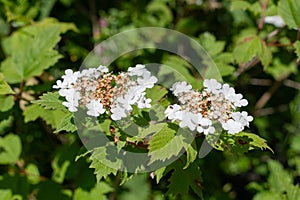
[0,18,77,84]
[89,145,120,182]
[32,92,66,110]
[148,123,194,164]
[166,158,203,198]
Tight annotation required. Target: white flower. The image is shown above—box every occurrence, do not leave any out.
[86,99,106,117]
[97,65,109,73]
[62,89,80,112]
[221,84,235,99]
[203,79,221,94]
[126,86,146,106]
[115,96,132,111]
[231,111,253,127]
[197,117,215,135]
[170,81,192,96]
[222,119,244,134]
[127,64,147,77]
[136,96,152,108]
[228,93,248,107]
[179,110,198,131]
[111,105,127,120]
[264,15,285,28]
[53,80,66,89]
[62,69,80,86]
[137,71,158,89]
[165,104,182,122]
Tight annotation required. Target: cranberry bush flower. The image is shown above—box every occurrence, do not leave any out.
[53,64,157,120]
[165,79,253,135]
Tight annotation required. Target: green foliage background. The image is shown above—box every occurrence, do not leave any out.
[0,0,300,199]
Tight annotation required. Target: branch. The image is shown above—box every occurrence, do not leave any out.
[255,73,290,110]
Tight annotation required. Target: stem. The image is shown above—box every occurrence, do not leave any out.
[257,0,269,32]
[108,173,121,200]
[16,160,47,181]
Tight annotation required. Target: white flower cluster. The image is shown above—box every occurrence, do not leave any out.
[53,64,157,120]
[165,79,253,135]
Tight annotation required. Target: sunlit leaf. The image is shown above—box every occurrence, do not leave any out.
[0,74,14,95]
[149,124,194,164]
[0,134,22,164]
[278,0,300,29]
[0,95,14,112]
[0,18,77,83]
[32,92,65,110]
[294,40,300,61]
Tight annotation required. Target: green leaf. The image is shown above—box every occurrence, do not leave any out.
[52,158,70,184]
[39,0,58,20]
[294,40,300,61]
[74,182,113,200]
[145,85,168,104]
[198,32,225,56]
[184,141,197,169]
[268,160,292,193]
[53,113,77,133]
[89,145,120,182]
[0,189,14,200]
[214,53,235,76]
[32,92,65,110]
[160,57,200,89]
[154,167,166,184]
[166,158,203,198]
[0,74,14,95]
[118,174,150,200]
[253,191,283,200]
[266,58,297,80]
[278,0,300,29]
[240,132,273,152]
[148,124,194,164]
[25,164,40,184]
[233,36,263,65]
[209,132,272,153]
[75,147,91,161]
[0,18,77,84]
[259,43,273,69]
[230,0,251,11]
[0,134,22,164]
[0,95,14,112]
[23,104,76,133]
[140,123,165,138]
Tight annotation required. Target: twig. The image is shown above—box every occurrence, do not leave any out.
[283,79,300,90]
[254,104,288,116]
[255,73,290,110]
[258,0,269,32]
[16,160,48,181]
[249,78,272,86]
[108,173,121,200]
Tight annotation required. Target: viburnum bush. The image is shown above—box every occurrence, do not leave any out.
[0,0,300,199]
